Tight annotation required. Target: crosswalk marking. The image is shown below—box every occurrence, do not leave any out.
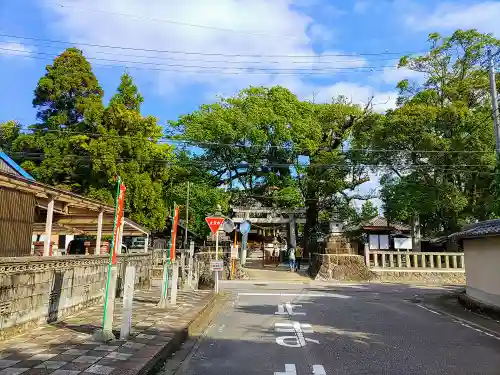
[274,364,297,375]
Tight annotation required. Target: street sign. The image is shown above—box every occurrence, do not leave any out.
[210,260,224,271]
[205,217,225,235]
[223,219,235,233]
[231,246,239,259]
[239,220,251,235]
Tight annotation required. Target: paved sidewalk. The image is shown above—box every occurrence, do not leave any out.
[0,288,215,375]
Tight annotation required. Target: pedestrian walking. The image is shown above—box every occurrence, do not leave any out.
[288,246,296,272]
[295,246,303,271]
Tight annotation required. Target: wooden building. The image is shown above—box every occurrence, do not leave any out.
[0,150,149,257]
[0,151,36,256]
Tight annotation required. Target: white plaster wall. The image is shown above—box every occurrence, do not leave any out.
[464,236,500,308]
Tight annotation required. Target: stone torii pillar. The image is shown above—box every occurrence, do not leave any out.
[288,214,297,249]
[43,195,55,256]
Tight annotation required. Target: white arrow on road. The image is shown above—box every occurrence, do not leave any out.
[312,365,326,375]
[275,303,306,316]
[274,364,296,375]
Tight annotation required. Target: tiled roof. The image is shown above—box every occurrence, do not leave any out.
[450,219,500,240]
[363,216,410,231]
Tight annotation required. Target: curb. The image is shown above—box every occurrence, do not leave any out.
[457,291,500,322]
[136,292,223,375]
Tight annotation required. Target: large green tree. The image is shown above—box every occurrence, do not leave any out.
[32,48,104,131]
[11,48,104,191]
[297,98,370,253]
[172,87,371,252]
[0,120,21,152]
[170,86,313,198]
[356,29,499,236]
[86,72,175,229]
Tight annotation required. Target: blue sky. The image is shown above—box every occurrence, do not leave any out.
[2,0,500,208]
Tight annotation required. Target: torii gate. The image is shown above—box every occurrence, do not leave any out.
[230,206,306,249]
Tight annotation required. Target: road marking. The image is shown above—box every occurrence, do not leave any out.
[274,364,326,374]
[274,364,297,375]
[275,322,319,347]
[453,320,500,340]
[312,365,326,375]
[238,292,351,299]
[416,304,442,315]
[275,303,306,316]
[411,303,500,341]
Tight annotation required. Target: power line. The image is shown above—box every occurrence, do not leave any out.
[0,38,402,64]
[17,128,498,154]
[0,47,396,72]
[0,50,391,76]
[0,33,425,58]
[47,2,300,40]
[8,152,497,171]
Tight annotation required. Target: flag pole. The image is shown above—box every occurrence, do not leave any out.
[95,176,124,342]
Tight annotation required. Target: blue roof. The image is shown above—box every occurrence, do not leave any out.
[0,150,35,181]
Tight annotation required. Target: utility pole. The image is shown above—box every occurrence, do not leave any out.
[184,181,190,247]
[488,48,500,155]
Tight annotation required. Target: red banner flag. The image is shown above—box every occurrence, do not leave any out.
[111,183,126,265]
[170,206,180,261]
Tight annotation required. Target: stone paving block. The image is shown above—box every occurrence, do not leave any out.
[0,361,20,369]
[28,354,57,361]
[51,370,81,375]
[10,362,42,370]
[84,364,114,375]
[93,347,117,353]
[46,355,79,364]
[61,350,87,357]
[72,356,102,364]
[34,360,68,369]
[104,353,130,361]
[24,369,57,375]
[121,342,144,350]
[17,350,44,357]
[0,289,214,375]
[134,334,155,340]
[0,368,29,375]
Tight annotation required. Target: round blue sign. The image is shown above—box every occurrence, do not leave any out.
[239,220,251,235]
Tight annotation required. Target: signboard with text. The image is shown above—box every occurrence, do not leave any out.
[205,217,225,235]
[210,260,224,271]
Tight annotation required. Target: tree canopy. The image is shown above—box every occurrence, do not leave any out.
[4,48,227,233]
[355,29,500,237]
[3,28,500,243]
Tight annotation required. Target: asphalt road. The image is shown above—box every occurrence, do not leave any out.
[165,282,500,375]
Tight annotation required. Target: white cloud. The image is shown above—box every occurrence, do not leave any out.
[0,42,33,57]
[406,1,500,35]
[310,82,397,112]
[378,66,425,85]
[41,0,368,97]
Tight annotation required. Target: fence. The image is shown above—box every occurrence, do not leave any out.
[0,253,151,340]
[366,250,465,272]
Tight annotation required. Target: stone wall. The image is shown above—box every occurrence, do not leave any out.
[372,270,465,284]
[309,253,465,284]
[309,253,374,281]
[323,235,354,255]
[0,253,152,340]
[195,253,248,289]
